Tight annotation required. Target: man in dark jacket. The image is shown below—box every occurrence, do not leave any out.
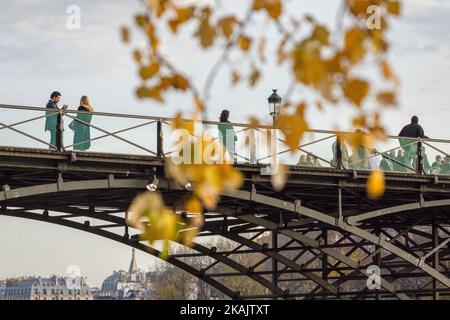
[398,116,428,170]
[45,91,68,149]
[398,116,428,139]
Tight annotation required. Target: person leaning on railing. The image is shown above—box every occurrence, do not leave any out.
[69,96,94,151]
[331,139,349,168]
[380,152,394,172]
[398,115,428,170]
[431,155,443,174]
[45,91,68,149]
[218,109,237,163]
[440,156,450,175]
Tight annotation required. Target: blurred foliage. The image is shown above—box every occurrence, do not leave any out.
[123,0,402,258]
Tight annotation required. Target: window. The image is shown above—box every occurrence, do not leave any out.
[43,289,47,295]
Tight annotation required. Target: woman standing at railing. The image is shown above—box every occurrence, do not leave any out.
[218,109,237,163]
[69,96,94,151]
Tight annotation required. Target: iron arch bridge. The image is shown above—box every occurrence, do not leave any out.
[2,104,450,300]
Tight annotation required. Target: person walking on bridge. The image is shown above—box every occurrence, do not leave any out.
[45,91,68,149]
[218,109,237,163]
[398,116,428,170]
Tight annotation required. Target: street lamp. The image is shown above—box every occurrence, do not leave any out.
[267,89,282,125]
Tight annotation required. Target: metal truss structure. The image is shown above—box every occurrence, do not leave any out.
[2,104,450,300]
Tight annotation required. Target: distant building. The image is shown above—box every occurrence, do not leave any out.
[95,249,155,300]
[0,281,6,298]
[0,276,92,300]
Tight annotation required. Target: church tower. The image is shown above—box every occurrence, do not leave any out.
[128,248,139,273]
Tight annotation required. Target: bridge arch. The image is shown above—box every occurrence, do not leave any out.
[0,208,238,299]
[1,178,433,299]
[221,189,450,291]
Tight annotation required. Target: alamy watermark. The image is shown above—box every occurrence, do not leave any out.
[65,264,82,289]
[367,5,382,30]
[366,265,381,290]
[66,5,81,30]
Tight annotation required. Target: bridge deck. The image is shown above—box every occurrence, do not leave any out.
[2,145,450,229]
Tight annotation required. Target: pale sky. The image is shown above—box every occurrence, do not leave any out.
[1,0,450,287]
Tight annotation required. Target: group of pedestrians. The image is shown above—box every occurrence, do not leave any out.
[326,116,447,174]
[216,112,442,172]
[297,154,321,167]
[43,100,447,175]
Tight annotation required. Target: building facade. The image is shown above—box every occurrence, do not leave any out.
[95,249,155,300]
[0,276,92,300]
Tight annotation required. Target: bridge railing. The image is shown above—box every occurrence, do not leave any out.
[1,104,450,176]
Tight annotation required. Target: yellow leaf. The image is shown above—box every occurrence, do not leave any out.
[120,26,130,43]
[175,6,193,22]
[217,16,238,40]
[343,27,366,64]
[135,15,147,27]
[160,240,170,260]
[239,36,252,52]
[291,45,326,86]
[325,53,343,74]
[222,166,244,191]
[139,63,160,80]
[381,61,399,84]
[367,169,385,199]
[276,103,309,151]
[347,0,371,16]
[133,50,142,63]
[312,25,329,45]
[136,86,164,102]
[386,0,401,15]
[186,197,202,214]
[179,228,198,247]
[352,115,366,128]
[249,65,261,87]
[231,70,241,85]
[377,91,397,106]
[253,0,282,20]
[171,74,189,91]
[195,183,219,210]
[148,0,168,17]
[171,112,195,134]
[194,8,216,48]
[136,86,150,98]
[343,78,370,107]
[168,6,194,33]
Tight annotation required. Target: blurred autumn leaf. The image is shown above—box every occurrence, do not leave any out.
[367,169,386,200]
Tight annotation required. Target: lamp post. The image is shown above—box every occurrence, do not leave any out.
[267,89,282,126]
[267,89,282,295]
